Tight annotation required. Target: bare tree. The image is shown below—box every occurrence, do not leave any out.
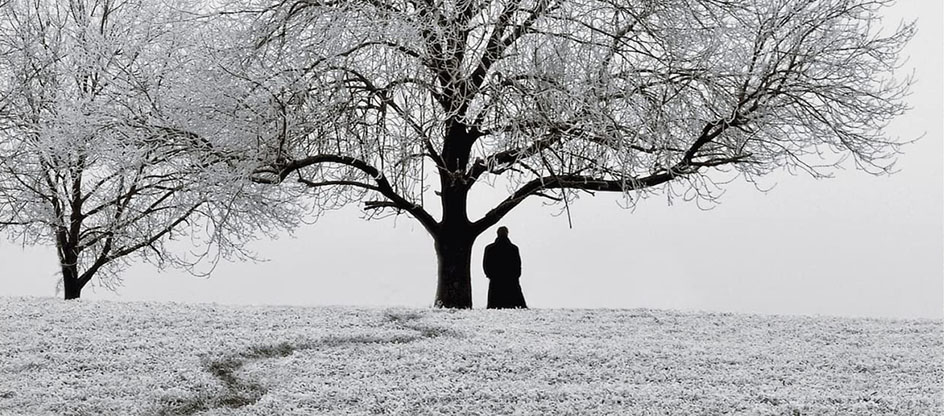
[0,0,297,299]
[218,0,913,308]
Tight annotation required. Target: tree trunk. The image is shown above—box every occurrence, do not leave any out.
[432,160,478,308]
[62,264,83,300]
[433,231,475,308]
[57,232,85,300]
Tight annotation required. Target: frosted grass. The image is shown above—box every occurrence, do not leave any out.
[0,297,940,415]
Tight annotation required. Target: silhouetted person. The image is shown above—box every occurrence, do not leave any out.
[483,226,527,309]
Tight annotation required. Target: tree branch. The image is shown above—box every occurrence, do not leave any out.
[297,179,380,192]
[254,154,439,233]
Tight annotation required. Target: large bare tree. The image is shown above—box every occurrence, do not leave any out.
[0,0,297,299]
[221,0,912,308]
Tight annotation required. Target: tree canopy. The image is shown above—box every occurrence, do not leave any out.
[238,0,913,306]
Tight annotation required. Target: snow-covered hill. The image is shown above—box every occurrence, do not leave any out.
[0,297,940,415]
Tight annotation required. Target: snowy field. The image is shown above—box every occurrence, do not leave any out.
[0,297,940,415]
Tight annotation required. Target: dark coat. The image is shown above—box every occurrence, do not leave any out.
[483,236,527,309]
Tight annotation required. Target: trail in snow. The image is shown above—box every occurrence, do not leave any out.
[157,311,458,415]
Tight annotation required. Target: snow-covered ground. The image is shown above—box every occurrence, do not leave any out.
[0,297,940,415]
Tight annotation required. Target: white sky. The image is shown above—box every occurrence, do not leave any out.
[1,2,941,319]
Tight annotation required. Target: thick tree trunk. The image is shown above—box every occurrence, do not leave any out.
[429,119,487,308]
[433,232,475,308]
[432,153,479,308]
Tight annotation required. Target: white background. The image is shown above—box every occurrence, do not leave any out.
[1,2,940,319]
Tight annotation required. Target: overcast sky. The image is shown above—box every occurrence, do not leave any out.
[1,2,941,319]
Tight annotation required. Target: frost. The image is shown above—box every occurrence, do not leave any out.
[0,297,940,415]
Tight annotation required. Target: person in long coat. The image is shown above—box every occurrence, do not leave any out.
[483,226,527,309]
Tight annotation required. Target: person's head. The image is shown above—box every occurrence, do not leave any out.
[497,226,509,238]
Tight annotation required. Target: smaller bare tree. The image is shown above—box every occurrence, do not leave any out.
[0,0,299,299]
